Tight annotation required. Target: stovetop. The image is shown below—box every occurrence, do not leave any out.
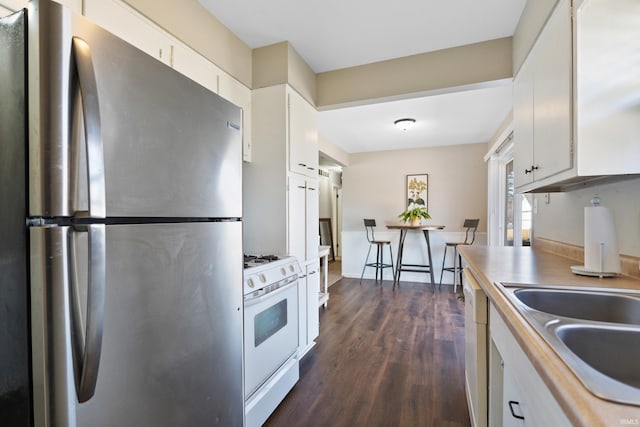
[244,254,280,269]
[243,254,301,296]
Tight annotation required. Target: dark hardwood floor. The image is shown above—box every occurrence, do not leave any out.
[265,278,471,427]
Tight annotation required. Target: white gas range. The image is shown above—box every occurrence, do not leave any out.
[243,255,301,427]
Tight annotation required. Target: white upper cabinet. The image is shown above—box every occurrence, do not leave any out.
[514,0,640,192]
[288,88,318,178]
[574,0,640,176]
[171,42,220,94]
[83,0,252,161]
[1,0,82,15]
[84,0,174,66]
[0,5,13,16]
[244,84,319,263]
[513,0,572,191]
[219,73,252,162]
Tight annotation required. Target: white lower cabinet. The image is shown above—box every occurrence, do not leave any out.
[298,262,319,357]
[489,304,570,426]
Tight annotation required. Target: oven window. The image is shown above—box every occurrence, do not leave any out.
[254,299,288,347]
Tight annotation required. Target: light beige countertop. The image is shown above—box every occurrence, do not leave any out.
[459,245,640,427]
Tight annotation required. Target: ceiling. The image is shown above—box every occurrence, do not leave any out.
[198,0,526,160]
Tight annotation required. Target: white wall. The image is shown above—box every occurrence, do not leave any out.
[341,143,488,283]
[534,177,640,257]
[319,172,333,218]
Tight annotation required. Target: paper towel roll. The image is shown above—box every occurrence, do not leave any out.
[584,205,620,273]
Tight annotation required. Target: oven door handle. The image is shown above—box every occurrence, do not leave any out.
[244,279,298,307]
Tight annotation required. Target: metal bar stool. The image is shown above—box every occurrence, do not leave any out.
[439,219,479,292]
[360,219,394,283]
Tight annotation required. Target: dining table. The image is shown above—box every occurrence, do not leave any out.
[385,223,445,287]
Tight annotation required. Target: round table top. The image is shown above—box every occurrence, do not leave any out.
[385,223,445,230]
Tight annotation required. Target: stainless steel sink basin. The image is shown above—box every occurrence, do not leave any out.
[513,288,640,325]
[555,324,640,390]
[501,283,640,406]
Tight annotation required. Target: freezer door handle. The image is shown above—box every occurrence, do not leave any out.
[68,224,106,402]
[72,37,106,218]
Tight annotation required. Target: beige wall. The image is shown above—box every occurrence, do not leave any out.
[341,143,488,282]
[253,42,317,105]
[317,38,513,109]
[318,133,349,167]
[512,0,558,74]
[123,0,252,87]
[534,178,640,257]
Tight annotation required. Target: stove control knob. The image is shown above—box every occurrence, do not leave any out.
[280,267,286,275]
[259,273,267,283]
[247,278,255,288]
[289,265,295,272]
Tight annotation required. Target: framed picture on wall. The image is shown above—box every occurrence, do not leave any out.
[406,174,428,210]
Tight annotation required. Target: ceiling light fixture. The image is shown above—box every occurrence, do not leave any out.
[394,118,416,131]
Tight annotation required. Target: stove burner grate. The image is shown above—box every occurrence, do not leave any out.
[244,254,280,268]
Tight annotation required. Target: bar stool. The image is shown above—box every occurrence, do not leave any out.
[439,219,479,292]
[360,219,394,283]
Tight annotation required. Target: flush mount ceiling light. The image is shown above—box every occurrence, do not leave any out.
[394,118,416,131]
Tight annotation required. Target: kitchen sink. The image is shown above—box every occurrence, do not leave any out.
[555,324,640,390]
[501,283,640,406]
[513,288,640,325]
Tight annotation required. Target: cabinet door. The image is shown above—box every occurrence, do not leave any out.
[288,175,306,263]
[0,5,13,16]
[2,0,81,14]
[288,90,318,178]
[490,305,571,427]
[532,0,572,181]
[305,179,319,260]
[513,56,535,188]
[171,42,219,94]
[502,365,527,426]
[84,0,173,66]
[306,264,320,342]
[219,73,252,162]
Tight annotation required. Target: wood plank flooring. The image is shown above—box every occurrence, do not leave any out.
[265,278,471,427]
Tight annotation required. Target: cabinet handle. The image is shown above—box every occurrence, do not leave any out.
[308,187,316,191]
[298,163,307,167]
[309,270,317,275]
[531,165,539,171]
[524,168,532,174]
[297,186,306,189]
[508,401,525,420]
[307,167,315,171]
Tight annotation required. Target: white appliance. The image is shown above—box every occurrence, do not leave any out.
[463,269,488,427]
[243,255,301,427]
[0,1,244,425]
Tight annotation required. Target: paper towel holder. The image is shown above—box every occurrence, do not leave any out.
[571,196,620,278]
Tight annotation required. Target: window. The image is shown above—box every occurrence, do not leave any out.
[505,160,515,246]
[487,129,533,247]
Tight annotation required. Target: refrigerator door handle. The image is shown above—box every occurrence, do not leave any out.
[72,37,106,219]
[68,224,106,402]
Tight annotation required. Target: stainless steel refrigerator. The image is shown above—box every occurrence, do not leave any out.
[0,1,244,425]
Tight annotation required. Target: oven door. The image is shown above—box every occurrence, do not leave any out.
[244,278,299,399]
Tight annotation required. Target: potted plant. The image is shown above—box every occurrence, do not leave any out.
[398,206,431,225]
